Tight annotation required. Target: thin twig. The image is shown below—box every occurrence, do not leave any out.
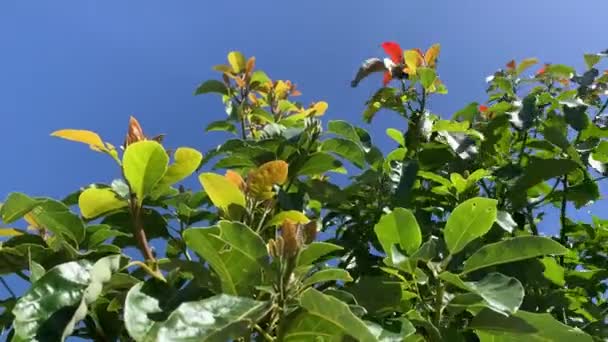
[559,175,568,265]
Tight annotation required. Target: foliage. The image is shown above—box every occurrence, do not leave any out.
[1,45,607,341]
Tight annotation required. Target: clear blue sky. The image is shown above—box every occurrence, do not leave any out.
[1,0,607,308]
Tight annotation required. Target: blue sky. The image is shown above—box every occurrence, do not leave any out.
[1,0,608,314]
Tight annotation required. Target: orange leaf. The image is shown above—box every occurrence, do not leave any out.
[225,170,246,192]
[247,160,289,200]
[126,116,146,146]
[479,105,489,112]
[246,57,256,75]
[424,44,441,67]
[506,60,516,70]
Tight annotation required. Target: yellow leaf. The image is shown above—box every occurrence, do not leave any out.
[516,57,539,75]
[424,44,441,67]
[404,50,423,76]
[247,160,289,200]
[312,101,328,116]
[78,188,128,219]
[0,228,23,237]
[199,173,246,210]
[264,210,310,228]
[227,51,246,73]
[213,64,233,73]
[51,129,106,151]
[274,80,291,99]
[158,147,203,186]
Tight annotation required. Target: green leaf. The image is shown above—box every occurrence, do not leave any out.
[495,211,517,233]
[250,70,270,86]
[264,210,310,228]
[205,120,237,134]
[328,120,360,142]
[462,236,568,274]
[227,51,246,73]
[297,152,343,176]
[0,192,41,223]
[30,199,86,245]
[374,208,422,256]
[441,272,524,315]
[510,158,578,206]
[123,141,169,205]
[418,67,437,90]
[321,138,366,168]
[386,128,405,146]
[194,79,229,95]
[125,281,270,342]
[563,105,589,131]
[473,309,593,342]
[78,188,128,219]
[433,120,470,132]
[297,242,343,267]
[453,102,479,123]
[198,173,246,211]
[29,260,45,283]
[12,255,122,341]
[183,221,267,296]
[302,268,353,288]
[584,53,602,69]
[158,147,203,186]
[546,64,575,78]
[444,197,497,254]
[540,257,565,286]
[293,288,379,342]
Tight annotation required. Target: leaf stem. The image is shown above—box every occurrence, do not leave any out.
[253,324,274,341]
[559,174,568,265]
[432,282,444,327]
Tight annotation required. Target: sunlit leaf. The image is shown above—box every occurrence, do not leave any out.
[123,141,169,205]
[50,129,106,151]
[247,160,289,200]
[227,51,246,73]
[78,188,128,219]
[265,211,309,228]
[199,173,246,211]
[444,197,497,254]
[375,208,422,256]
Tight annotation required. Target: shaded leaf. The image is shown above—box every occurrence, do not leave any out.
[375,208,422,256]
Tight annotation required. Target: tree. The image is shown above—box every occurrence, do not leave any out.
[0,45,607,341]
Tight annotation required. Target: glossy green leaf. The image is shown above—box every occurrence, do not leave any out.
[302,268,353,288]
[444,197,497,254]
[30,199,86,245]
[495,211,517,233]
[386,128,405,146]
[297,242,343,267]
[473,309,592,341]
[205,120,237,134]
[295,288,379,342]
[297,152,343,176]
[183,221,267,296]
[125,281,269,342]
[12,255,122,341]
[441,272,524,315]
[375,208,422,256]
[198,173,246,211]
[194,80,229,95]
[328,120,360,142]
[0,192,41,223]
[78,188,128,219]
[462,236,568,274]
[123,141,169,205]
[321,138,366,168]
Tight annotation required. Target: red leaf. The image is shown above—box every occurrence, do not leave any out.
[479,105,489,112]
[381,42,403,64]
[382,71,392,86]
[506,60,516,70]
